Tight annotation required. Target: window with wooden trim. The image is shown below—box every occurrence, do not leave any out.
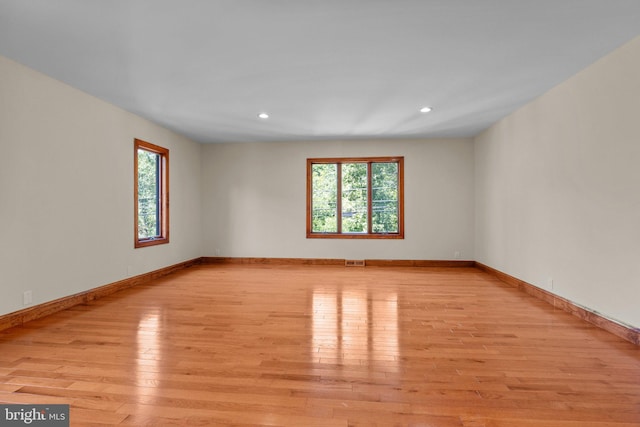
[134,139,169,248]
[306,157,404,239]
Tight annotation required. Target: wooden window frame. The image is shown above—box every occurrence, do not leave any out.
[134,138,170,248]
[306,156,404,239]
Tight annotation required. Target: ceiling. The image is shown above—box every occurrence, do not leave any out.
[1,1,640,144]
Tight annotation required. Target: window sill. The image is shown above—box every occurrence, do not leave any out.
[307,233,404,239]
[135,237,169,248]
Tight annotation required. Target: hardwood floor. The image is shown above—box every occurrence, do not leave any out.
[0,265,638,426]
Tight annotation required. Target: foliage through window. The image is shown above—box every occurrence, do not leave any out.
[134,139,169,247]
[307,157,404,239]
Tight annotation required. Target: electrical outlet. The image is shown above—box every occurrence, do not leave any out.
[454,251,461,259]
[547,277,554,290]
[215,248,221,256]
[23,291,32,306]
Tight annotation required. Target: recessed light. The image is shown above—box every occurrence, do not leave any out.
[258,113,269,119]
[420,106,432,113]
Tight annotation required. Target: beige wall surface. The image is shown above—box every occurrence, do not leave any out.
[200,138,475,261]
[0,55,202,317]
[3,32,639,332]
[475,36,640,328]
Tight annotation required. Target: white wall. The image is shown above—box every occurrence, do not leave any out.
[475,36,640,328]
[201,138,475,260]
[0,55,202,317]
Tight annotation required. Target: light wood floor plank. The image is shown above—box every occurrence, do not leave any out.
[0,265,638,426]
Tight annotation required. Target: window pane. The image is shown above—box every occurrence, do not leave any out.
[306,156,403,239]
[371,162,398,233]
[342,163,367,233]
[311,163,338,233]
[137,149,160,239]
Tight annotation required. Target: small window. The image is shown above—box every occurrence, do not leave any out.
[307,157,404,239]
[134,139,169,248]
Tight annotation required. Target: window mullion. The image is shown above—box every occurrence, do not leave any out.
[367,162,372,234]
[337,162,342,234]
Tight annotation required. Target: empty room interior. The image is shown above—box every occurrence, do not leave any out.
[1,1,639,426]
